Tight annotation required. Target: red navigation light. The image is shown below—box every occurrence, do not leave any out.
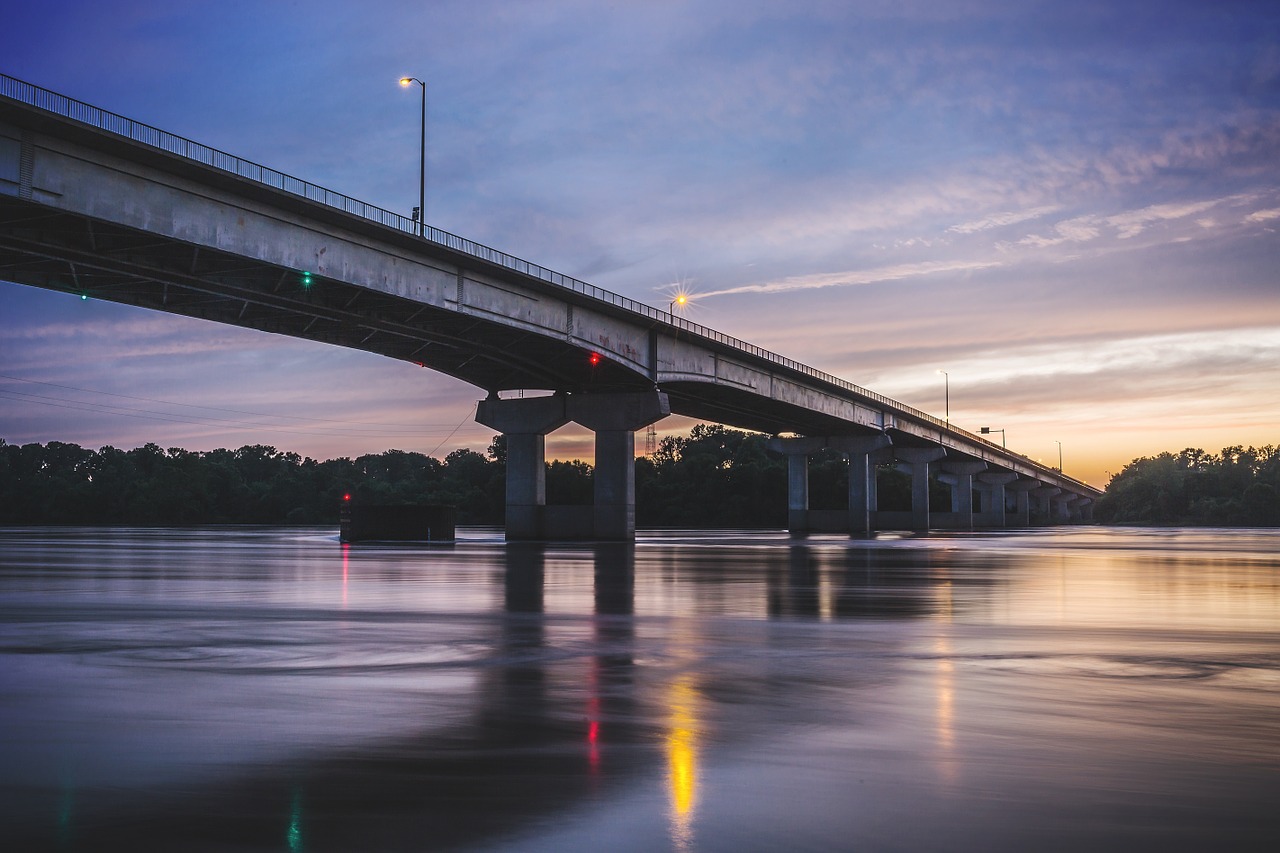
[343,493,352,502]
[589,352,601,366]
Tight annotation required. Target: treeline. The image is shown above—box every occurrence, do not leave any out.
[11,432,1271,529]
[0,439,504,525]
[0,425,924,527]
[1096,445,1280,526]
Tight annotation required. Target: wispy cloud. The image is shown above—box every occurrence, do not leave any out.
[1013,193,1269,249]
[697,259,1003,298]
[948,206,1061,234]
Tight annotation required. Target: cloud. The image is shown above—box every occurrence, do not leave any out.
[1104,200,1221,239]
[947,206,1061,234]
[1016,216,1102,248]
[1012,192,1272,250]
[696,259,1003,298]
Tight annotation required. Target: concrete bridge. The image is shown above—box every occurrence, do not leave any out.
[0,74,1101,539]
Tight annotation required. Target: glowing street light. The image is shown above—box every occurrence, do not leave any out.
[398,76,426,237]
[669,293,688,315]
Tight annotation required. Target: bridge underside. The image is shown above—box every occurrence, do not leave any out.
[0,195,901,438]
[0,194,631,396]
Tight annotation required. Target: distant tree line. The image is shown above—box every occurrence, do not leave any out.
[8,432,1270,528]
[0,439,504,525]
[0,425,930,527]
[1096,446,1280,526]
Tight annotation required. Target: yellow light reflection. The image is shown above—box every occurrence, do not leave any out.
[666,674,700,850]
[934,634,958,786]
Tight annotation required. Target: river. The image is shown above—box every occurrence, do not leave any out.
[1,526,1278,851]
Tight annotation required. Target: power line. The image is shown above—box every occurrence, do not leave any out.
[425,403,482,459]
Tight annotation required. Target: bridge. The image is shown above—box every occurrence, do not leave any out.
[0,74,1101,539]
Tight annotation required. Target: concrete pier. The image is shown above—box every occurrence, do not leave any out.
[476,394,570,540]
[939,460,987,530]
[569,392,670,540]
[894,447,947,531]
[976,471,1018,527]
[765,434,891,536]
[766,437,828,535]
[478,391,668,541]
[831,435,893,536]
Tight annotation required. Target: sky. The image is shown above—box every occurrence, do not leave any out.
[1,0,1277,488]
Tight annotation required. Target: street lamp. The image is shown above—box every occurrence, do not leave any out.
[398,76,426,237]
[980,426,1006,448]
[670,293,688,315]
[937,370,949,423]
[1055,440,1063,471]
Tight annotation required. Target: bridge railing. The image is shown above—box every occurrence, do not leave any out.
[0,73,1095,492]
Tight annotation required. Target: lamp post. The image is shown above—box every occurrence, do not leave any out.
[669,293,688,316]
[1055,440,1063,472]
[398,76,426,237]
[937,370,949,423]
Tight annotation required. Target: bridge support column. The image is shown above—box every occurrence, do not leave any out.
[895,447,947,531]
[939,460,987,530]
[1076,497,1094,522]
[976,471,1018,527]
[937,473,961,513]
[476,394,569,540]
[1033,486,1061,525]
[831,435,893,537]
[1057,493,1079,523]
[765,437,828,534]
[569,391,670,541]
[1007,479,1038,527]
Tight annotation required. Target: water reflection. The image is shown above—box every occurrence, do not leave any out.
[1,527,1279,851]
[934,634,958,786]
[666,673,701,851]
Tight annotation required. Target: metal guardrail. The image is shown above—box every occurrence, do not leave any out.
[0,72,1095,491]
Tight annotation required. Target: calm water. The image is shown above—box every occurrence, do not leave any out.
[1,526,1278,851]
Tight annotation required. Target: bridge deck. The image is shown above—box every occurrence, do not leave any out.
[0,73,1099,498]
